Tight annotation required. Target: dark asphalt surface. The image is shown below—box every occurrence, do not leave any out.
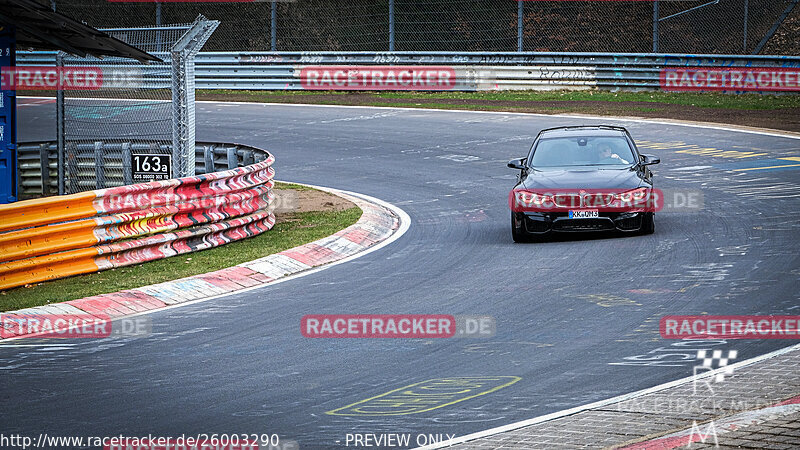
[4,100,800,449]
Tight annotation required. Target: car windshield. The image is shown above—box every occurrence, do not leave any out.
[530,135,636,167]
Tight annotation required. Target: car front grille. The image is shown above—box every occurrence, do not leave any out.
[553,218,615,231]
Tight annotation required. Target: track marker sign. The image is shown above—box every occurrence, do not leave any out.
[131,153,171,181]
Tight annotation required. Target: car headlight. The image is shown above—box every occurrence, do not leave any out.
[514,190,552,207]
[616,187,649,203]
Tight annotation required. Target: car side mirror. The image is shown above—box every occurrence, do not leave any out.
[641,154,660,166]
[507,157,527,170]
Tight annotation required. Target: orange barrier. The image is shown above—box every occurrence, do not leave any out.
[0,153,275,290]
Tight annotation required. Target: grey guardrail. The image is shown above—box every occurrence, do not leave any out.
[17,141,270,197]
[18,51,800,92]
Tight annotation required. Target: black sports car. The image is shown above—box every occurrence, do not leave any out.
[508,125,660,242]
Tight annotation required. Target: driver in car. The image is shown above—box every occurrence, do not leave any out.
[596,143,629,164]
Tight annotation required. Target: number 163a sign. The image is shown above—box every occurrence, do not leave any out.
[131,154,171,181]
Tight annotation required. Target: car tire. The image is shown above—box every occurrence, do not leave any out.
[640,212,655,235]
[511,212,529,243]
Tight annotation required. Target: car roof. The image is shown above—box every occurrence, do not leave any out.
[537,125,629,139]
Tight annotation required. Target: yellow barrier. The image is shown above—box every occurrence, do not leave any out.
[0,154,275,291]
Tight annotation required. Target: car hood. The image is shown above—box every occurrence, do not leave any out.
[520,167,643,190]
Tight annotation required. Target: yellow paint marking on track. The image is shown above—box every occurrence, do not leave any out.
[780,157,800,162]
[675,148,768,158]
[732,163,800,172]
[325,376,521,416]
[637,140,771,159]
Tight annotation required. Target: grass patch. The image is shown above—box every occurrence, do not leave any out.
[198,89,800,111]
[373,90,800,110]
[274,181,316,191]
[202,89,350,98]
[0,203,362,312]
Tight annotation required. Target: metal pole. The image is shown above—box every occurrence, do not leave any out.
[743,0,749,52]
[156,2,162,51]
[271,1,277,51]
[50,0,55,11]
[517,0,523,52]
[653,1,659,53]
[389,0,395,51]
[753,0,798,54]
[55,52,65,195]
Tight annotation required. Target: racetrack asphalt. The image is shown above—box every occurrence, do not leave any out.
[4,100,800,449]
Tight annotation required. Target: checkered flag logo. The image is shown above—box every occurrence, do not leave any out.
[697,349,738,382]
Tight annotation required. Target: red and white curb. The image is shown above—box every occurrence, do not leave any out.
[619,394,800,449]
[0,186,409,339]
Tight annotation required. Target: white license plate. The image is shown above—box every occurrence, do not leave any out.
[569,210,599,219]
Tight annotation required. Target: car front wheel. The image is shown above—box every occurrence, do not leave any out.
[640,212,655,235]
[511,212,528,242]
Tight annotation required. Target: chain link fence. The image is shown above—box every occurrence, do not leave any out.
[49,18,218,195]
[48,0,799,54]
[59,24,188,193]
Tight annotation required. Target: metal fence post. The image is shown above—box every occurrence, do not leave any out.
[156,2,163,51]
[652,1,659,53]
[271,1,277,51]
[743,0,748,52]
[389,0,395,51]
[517,0,523,52]
[55,51,65,195]
[171,17,219,178]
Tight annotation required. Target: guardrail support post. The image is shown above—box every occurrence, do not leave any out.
[227,146,238,169]
[94,141,105,189]
[204,144,215,173]
[122,142,132,185]
[242,149,254,166]
[39,143,50,196]
[66,142,77,194]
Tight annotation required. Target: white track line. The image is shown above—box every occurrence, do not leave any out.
[19,96,800,141]
[415,342,800,449]
[200,100,800,141]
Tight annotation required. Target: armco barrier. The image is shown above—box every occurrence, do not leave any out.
[17,51,800,92]
[0,149,275,291]
[18,141,270,196]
